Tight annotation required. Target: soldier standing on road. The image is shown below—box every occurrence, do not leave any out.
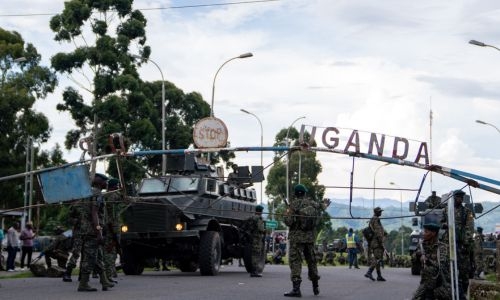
[473,226,485,279]
[412,215,451,300]
[442,189,475,300]
[103,178,122,282]
[77,174,115,292]
[364,207,386,282]
[283,184,326,297]
[62,199,84,282]
[241,204,266,277]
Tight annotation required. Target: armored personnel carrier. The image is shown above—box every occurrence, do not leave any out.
[119,153,266,276]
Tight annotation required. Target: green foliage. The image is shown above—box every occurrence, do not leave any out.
[0,28,57,210]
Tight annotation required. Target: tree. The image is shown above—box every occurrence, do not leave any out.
[0,28,57,210]
[265,127,331,232]
[49,0,211,180]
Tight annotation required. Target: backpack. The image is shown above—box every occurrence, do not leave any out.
[362,226,375,241]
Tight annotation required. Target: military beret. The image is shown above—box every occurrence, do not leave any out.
[255,205,264,212]
[294,184,308,193]
[423,214,441,232]
[477,226,483,233]
[108,178,119,188]
[453,190,465,197]
[374,207,383,212]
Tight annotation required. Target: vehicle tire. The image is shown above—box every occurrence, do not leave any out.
[243,240,266,274]
[199,231,221,276]
[178,260,199,272]
[122,248,145,275]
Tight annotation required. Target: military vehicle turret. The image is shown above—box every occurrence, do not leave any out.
[119,153,266,276]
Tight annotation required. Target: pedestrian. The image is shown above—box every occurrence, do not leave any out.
[473,226,485,279]
[344,228,360,269]
[442,189,475,300]
[20,221,36,270]
[0,227,4,271]
[412,214,451,299]
[240,204,266,277]
[364,207,386,281]
[283,184,327,297]
[77,173,114,292]
[6,221,21,272]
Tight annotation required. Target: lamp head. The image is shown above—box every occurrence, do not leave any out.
[469,40,486,47]
[239,52,253,58]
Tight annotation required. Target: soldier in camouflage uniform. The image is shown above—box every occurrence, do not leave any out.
[240,204,266,277]
[412,214,451,300]
[62,201,84,282]
[103,178,122,282]
[77,174,115,292]
[44,227,71,269]
[473,226,484,279]
[364,207,386,282]
[442,189,474,300]
[283,184,326,297]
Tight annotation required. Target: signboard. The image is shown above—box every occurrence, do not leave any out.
[193,117,228,148]
[266,220,278,229]
[38,165,93,203]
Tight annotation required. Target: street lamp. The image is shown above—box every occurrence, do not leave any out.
[210,53,253,117]
[476,120,500,134]
[372,163,390,209]
[285,116,306,204]
[133,55,167,175]
[469,39,500,52]
[240,108,263,204]
[390,182,404,256]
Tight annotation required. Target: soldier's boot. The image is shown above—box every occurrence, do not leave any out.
[284,279,302,297]
[77,274,97,292]
[62,267,73,282]
[312,279,320,296]
[364,267,375,281]
[376,269,386,281]
[99,271,114,291]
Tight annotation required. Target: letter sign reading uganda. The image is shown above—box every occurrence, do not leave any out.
[193,117,229,148]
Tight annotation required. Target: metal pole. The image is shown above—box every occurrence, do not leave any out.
[285,116,306,204]
[372,163,390,209]
[133,55,167,175]
[240,109,263,204]
[210,53,253,118]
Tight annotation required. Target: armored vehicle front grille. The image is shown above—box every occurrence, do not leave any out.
[123,202,174,233]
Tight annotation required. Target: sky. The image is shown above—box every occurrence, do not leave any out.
[1,0,499,207]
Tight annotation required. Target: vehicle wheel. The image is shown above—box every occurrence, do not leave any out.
[178,260,199,272]
[122,248,145,275]
[243,240,266,274]
[199,231,221,276]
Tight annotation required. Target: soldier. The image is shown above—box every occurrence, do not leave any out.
[412,215,451,299]
[424,191,442,209]
[442,189,475,300]
[364,207,386,282]
[43,227,71,269]
[240,204,266,277]
[474,226,485,279]
[62,199,84,282]
[77,174,115,292]
[103,178,122,281]
[283,184,327,297]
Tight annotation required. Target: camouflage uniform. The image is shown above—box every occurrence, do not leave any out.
[241,206,266,277]
[412,236,451,299]
[365,207,386,281]
[442,190,474,299]
[44,232,71,268]
[77,184,114,292]
[103,190,122,280]
[283,184,323,297]
[473,227,484,278]
[62,202,84,282]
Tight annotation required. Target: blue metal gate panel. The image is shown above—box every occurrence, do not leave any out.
[38,165,93,203]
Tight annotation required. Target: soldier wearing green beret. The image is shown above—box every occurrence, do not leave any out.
[365,206,386,282]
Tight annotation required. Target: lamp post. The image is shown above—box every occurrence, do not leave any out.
[285,116,306,204]
[372,163,390,209]
[210,53,253,117]
[476,120,500,134]
[133,55,167,175]
[240,108,263,204]
[469,39,500,52]
[390,182,404,256]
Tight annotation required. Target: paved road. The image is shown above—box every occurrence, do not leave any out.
[0,264,419,300]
